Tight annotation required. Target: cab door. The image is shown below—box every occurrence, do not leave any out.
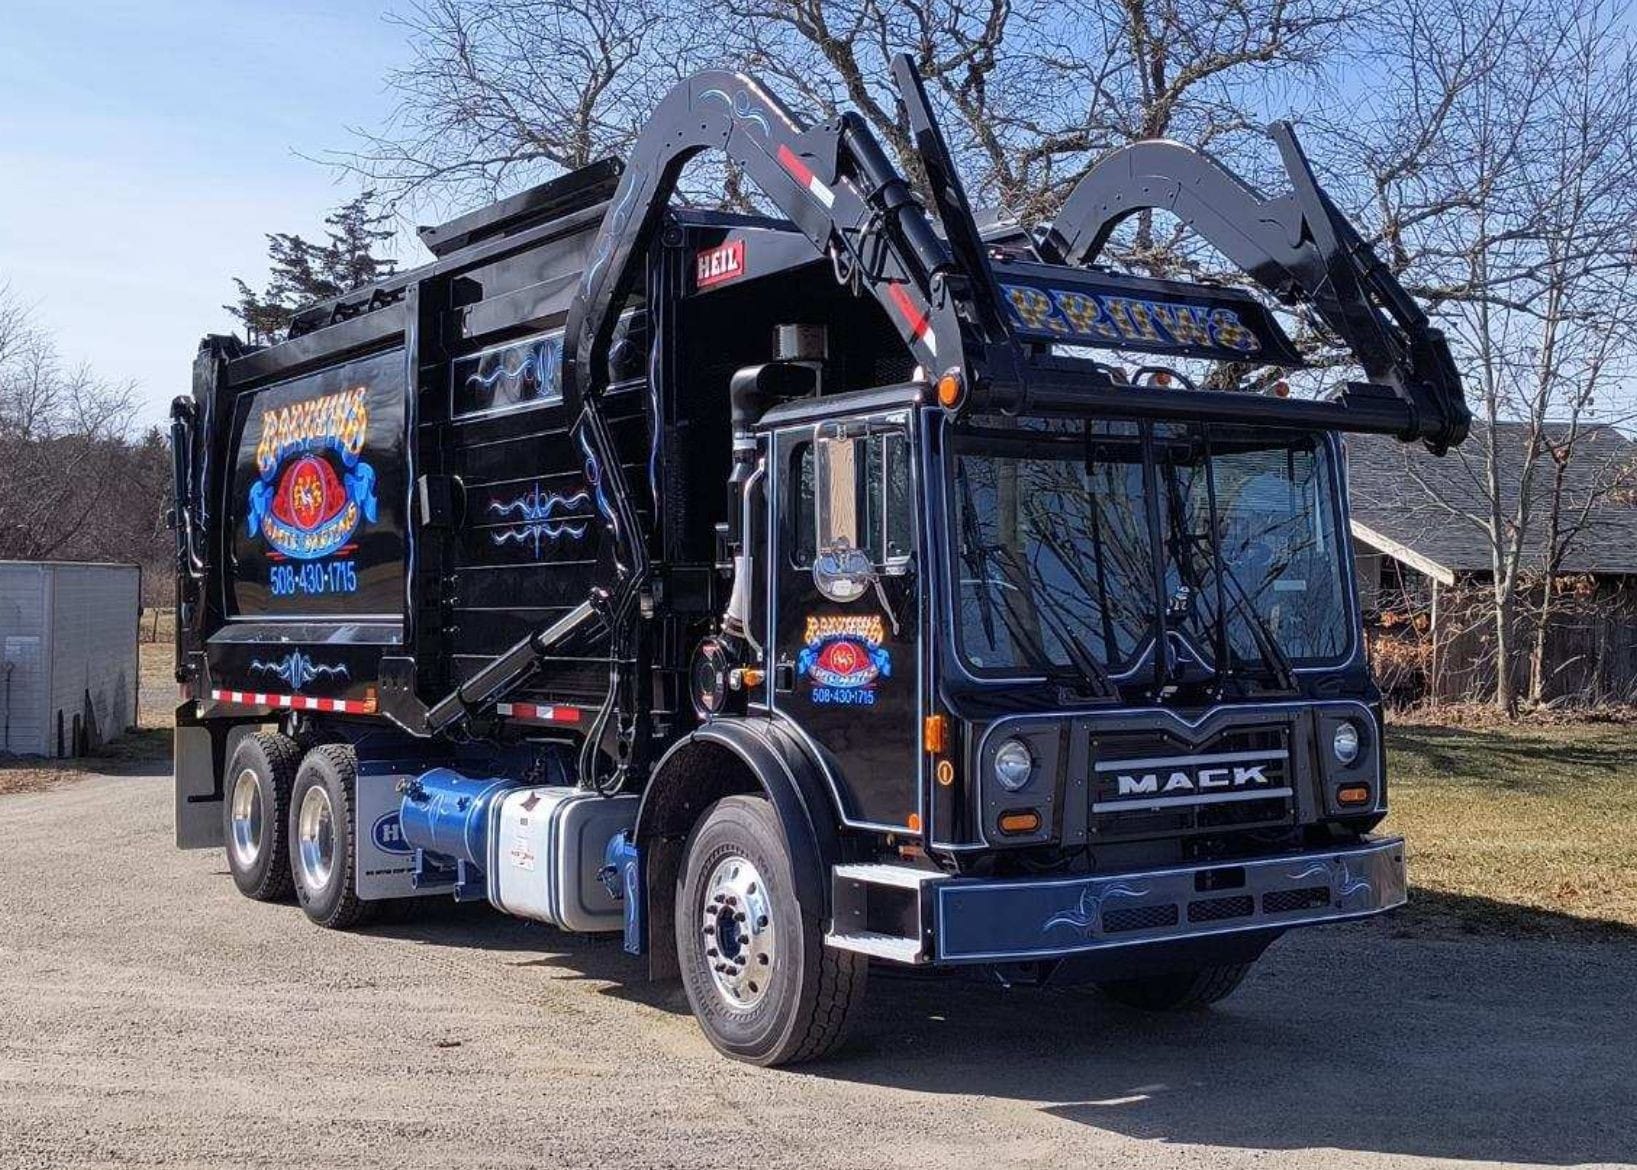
[771,412,922,833]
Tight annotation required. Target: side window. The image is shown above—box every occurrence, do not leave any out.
[863,431,913,566]
[800,422,913,572]
[792,442,816,567]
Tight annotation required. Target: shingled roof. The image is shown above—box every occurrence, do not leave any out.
[1346,422,1637,581]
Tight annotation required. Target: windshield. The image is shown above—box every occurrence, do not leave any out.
[950,417,1350,682]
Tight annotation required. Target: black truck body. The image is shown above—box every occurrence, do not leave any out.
[172,59,1466,1064]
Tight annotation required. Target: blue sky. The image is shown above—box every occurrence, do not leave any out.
[0,0,418,426]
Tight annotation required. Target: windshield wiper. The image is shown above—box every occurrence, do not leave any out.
[955,463,1114,697]
[1213,556,1297,691]
[988,546,1116,697]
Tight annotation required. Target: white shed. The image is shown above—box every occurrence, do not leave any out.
[0,562,140,757]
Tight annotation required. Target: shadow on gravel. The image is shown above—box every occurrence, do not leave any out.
[354,887,1636,1164]
[807,900,1637,1166]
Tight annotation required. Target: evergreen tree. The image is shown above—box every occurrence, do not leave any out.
[228,192,398,345]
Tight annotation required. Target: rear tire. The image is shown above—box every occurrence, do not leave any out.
[1096,962,1252,1010]
[288,743,377,931]
[222,731,301,902]
[675,795,866,1065]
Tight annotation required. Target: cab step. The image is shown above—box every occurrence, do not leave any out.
[824,864,948,965]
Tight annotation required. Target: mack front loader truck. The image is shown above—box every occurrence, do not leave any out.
[171,56,1467,1064]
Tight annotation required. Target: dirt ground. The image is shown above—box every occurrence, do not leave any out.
[1,771,1634,1170]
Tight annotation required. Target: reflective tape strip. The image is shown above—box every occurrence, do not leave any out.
[887,283,937,355]
[776,144,835,208]
[210,688,376,715]
[495,702,583,726]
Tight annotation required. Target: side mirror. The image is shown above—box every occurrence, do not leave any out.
[814,429,872,603]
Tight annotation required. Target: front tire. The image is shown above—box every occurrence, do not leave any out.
[1096,962,1252,1010]
[223,731,301,902]
[675,795,866,1065]
[288,743,376,931]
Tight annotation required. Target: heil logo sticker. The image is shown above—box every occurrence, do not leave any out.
[372,811,412,855]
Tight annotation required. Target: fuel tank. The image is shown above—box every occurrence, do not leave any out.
[397,768,522,895]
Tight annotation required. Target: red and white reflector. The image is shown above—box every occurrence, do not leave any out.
[495,702,584,727]
[887,284,938,357]
[776,145,836,208]
[209,688,377,715]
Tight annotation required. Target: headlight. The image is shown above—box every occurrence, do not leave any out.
[993,738,1034,791]
[1332,722,1361,766]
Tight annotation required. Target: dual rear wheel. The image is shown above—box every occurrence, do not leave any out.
[222,733,374,930]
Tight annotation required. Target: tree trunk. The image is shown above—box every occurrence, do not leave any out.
[1494,589,1517,717]
[1528,574,1555,705]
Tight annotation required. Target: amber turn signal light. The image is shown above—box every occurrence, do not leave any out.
[936,369,964,408]
[1337,784,1372,806]
[997,809,1041,834]
[922,714,948,754]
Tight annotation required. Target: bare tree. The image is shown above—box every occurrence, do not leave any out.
[343,0,1360,229]
[1343,0,1637,715]
[0,287,139,560]
[341,0,702,208]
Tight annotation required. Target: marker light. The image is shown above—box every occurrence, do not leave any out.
[1337,784,1372,806]
[993,738,1034,791]
[1332,722,1361,766]
[997,809,1041,834]
[937,369,964,408]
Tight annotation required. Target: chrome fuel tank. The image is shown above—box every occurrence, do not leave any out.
[488,786,637,932]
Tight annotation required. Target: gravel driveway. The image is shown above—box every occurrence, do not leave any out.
[2,771,1633,1170]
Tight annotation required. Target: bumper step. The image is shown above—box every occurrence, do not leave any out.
[825,864,947,964]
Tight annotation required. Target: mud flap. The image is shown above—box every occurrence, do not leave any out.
[173,703,262,849]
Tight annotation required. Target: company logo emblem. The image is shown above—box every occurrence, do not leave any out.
[1092,751,1289,814]
[372,811,412,855]
[696,240,746,289]
[245,385,378,561]
[1115,763,1273,797]
[798,614,891,706]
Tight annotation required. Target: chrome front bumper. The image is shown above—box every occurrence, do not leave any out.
[934,837,1406,963]
[826,837,1406,965]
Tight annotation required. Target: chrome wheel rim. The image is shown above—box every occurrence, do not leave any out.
[228,768,262,870]
[296,785,336,893]
[699,854,776,1009]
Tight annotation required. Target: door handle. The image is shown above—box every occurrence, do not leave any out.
[774,660,796,693]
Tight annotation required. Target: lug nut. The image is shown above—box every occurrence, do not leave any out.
[706,948,718,958]
[703,925,715,936]
[735,912,747,923]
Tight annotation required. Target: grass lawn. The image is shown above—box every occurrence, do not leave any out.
[1383,719,1637,939]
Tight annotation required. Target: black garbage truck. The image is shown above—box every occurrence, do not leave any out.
[170,57,1467,1064]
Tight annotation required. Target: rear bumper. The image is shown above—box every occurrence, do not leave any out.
[934,837,1405,964]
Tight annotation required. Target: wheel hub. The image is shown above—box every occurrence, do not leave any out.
[699,854,776,1009]
[228,768,262,869]
[296,784,336,893]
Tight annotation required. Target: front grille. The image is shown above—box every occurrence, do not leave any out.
[1188,894,1255,922]
[1264,886,1331,914]
[1102,904,1180,933]
[1087,723,1294,840]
